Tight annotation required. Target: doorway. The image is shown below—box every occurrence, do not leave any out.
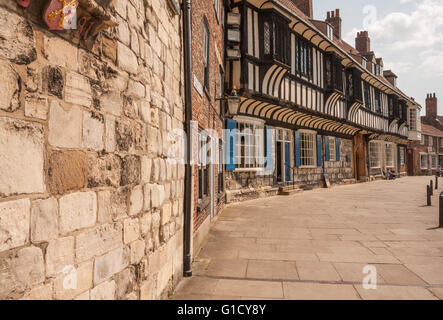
[353,133,367,181]
[277,142,282,182]
[407,150,414,176]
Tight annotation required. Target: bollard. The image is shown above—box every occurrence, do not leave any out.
[440,192,443,228]
[436,175,439,190]
[427,185,432,206]
[430,181,434,196]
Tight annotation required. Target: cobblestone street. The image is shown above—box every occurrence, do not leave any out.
[173,177,443,300]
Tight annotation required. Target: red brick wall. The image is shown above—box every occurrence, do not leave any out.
[191,0,225,233]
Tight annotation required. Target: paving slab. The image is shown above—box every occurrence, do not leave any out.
[172,177,443,300]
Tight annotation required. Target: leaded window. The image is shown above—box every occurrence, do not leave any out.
[235,121,265,169]
[369,141,381,168]
[420,154,428,169]
[409,109,417,131]
[329,137,336,161]
[300,132,316,167]
[264,22,270,55]
[386,143,394,168]
[399,147,405,165]
[296,37,312,77]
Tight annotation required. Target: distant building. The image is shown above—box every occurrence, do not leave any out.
[408,94,443,175]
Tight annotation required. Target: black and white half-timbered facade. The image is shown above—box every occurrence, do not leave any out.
[223,0,421,201]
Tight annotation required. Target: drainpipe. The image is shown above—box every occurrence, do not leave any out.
[182,0,193,278]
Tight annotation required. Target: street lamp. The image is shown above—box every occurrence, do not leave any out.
[217,87,241,116]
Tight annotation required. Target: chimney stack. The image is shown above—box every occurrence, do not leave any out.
[383,70,397,87]
[325,9,342,39]
[356,31,370,53]
[426,93,438,119]
[291,0,313,18]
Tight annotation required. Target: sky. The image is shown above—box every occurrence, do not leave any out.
[314,0,443,115]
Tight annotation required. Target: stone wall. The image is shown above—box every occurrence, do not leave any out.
[225,136,354,203]
[0,0,185,300]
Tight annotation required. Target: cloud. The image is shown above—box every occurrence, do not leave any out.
[345,0,443,51]
[344,0,443,76]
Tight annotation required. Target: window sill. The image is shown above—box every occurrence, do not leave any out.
[234,167,265,173]
[197,196,211,213]
[299,165,318,169]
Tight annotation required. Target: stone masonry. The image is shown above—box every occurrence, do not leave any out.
[0,0,185,300]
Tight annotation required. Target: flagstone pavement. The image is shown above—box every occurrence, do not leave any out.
[172,176,443,300]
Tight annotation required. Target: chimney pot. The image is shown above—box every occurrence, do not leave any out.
[336,9,340,17]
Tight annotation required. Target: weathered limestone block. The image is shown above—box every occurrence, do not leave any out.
[102,36,117,63]
[59,191,97,234]
[45,236,75,276]
[151,158,160,182]
[129,185,143,216]
[53,261,93,300]
[43,36,78,70]
[94,247,129,285]
[116,119,134,152]
[130,239,145,264]
[0,7,36,64]
[101,90,122,116]
[48,101,82,148]
[31,198,58,243]
[24,95,48,120]
[105,115,116,153]
[65,72,92,108]
[127,80,145,98]
[143,183,151,211]
[123,218,140,244]
[44,66,64,99]
[133,121,146,151]
[160,202,172,225]
[159,159,166,182]
[127,2,144,30]
[140,213,152,236]
[83,112,104,151]
[117,21,130,46]
[90,280,116,300]
[97,190,112,223]
[121,155,141,186]
[141,156,152,183]
[130,28,140,55]
[122,95,139,119]
[75,223,123,263]
[146,125,160,156]
[114,268,134,300]
[140,101,151,124]
[48,150,86,194]
[160,225,170,243]
[0,118,45,197]
[139,280,154,300]
[74,291,90,300]
[0,60,21,112]
[117,42,138,74]
[87,153,122,188]
[113,0,127,18]
[25,66,39,93]
[109,187,130,221]
[0,246,45,299]
[0,198,30,252]
[21,283,53,300]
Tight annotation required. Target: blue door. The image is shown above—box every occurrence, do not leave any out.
[285,142,291,182]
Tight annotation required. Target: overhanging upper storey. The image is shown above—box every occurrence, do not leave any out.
[226,0,413,142]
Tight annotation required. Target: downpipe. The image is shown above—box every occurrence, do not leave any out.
[182,0,193,277]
